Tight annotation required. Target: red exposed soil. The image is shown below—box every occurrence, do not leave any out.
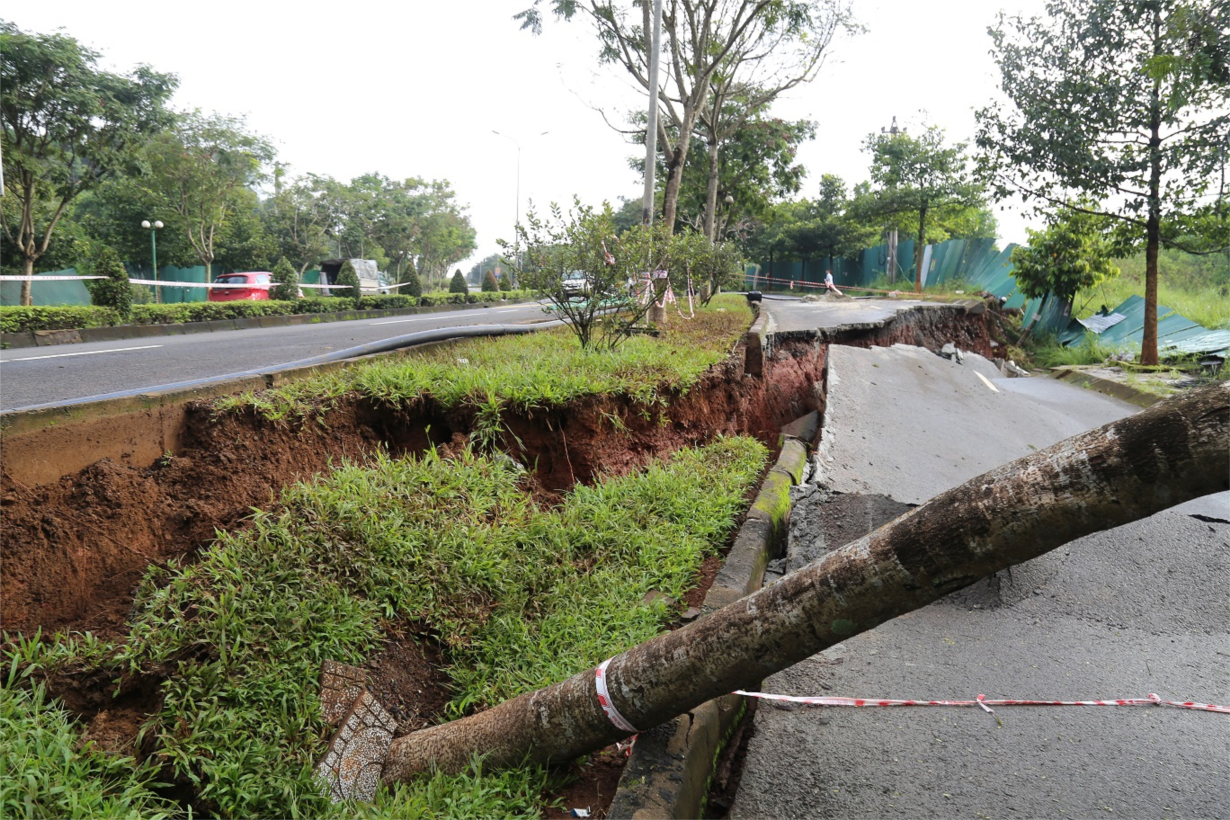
[543,744,632,819]
[0,305,992,815]
[1,340,829,638]
[365,624,453,737]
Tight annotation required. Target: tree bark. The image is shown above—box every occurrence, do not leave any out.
[914,204,928,292]
[382,384,1228,782]
[1141,6,1164,367]
[703,137,720,242]
[20,257,34,307]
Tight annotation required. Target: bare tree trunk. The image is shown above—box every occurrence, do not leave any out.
[382,384,1228,782]
[703,138,720,242]
[1142,17,1163,367]
[914,205,927,293]
[20,256,34,307]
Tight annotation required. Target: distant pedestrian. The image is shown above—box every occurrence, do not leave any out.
[824,270,841,296]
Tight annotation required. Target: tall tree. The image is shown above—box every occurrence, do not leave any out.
[668,112,815,239]
[519,1,850,233]
[143,111,275,281]
[976,0,1230,365]
[782,174,877,268]
[861,124,985,291]
[262,173,339,274]
[0,21,176,305]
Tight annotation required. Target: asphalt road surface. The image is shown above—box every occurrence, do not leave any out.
[0,303,549,412]
[731,343,1230,820]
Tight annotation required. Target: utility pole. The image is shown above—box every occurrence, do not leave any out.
[641,0,663,226]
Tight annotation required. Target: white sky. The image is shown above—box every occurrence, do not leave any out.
[7,0,1050,272]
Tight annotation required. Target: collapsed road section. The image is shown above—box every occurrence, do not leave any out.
[730,345,1230,820]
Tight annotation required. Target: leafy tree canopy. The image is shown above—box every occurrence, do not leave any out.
[1010,201,1120,303]
[0,19,177,303]
[976,0,1229,362]
[861,122,986,289]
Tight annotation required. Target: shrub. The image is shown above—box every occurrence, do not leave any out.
[481,270,499,292]
[87,246,132,318]
[498,271,513,292]
[336,260,362,301]
[270,257,299,301]
[356,294,417,310]
[295,296,354,314]
[449,269,469,295]
[399,261,423,301]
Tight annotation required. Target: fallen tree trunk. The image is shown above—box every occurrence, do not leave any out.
[383,383,1228,783]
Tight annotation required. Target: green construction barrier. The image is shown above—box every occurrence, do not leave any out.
[1,268,92,306]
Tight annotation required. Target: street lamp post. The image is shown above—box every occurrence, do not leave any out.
[491,130,548,237]
[141,219,164,303]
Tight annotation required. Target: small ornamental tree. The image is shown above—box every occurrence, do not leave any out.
[336,259,362,302]
[270,256,299,301]
[88,245,132,318]
[481,270,499,292]
[449,269,469,294]
[1010,202,1120,309]
[674,232,745,306]
[512,198,668,349]
[400,260,423,301]
[498,271,513,292]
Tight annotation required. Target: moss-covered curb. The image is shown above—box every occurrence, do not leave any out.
[608,414,818,820]
[1050,366,1163,408]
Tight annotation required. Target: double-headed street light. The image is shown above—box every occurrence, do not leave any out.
[141,219,164,303]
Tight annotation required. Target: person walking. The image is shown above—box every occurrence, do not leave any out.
[824,270,841,296]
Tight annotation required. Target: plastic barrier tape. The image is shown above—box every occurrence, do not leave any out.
[734,690,1229,715]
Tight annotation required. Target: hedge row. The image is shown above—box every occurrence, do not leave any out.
[125,298,353,326]
[0,306,121,333]
[0,292,535,334]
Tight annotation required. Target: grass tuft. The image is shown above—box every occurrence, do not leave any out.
[3,436,767,819]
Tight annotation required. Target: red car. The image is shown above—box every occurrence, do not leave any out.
[208,271,272,302]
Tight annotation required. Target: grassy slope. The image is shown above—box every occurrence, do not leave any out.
[219,295,753,422]
[2,296,767,818]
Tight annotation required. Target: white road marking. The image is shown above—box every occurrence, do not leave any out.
[975,371,1000,393]
[5,344,163,362]
[369,316,439,326]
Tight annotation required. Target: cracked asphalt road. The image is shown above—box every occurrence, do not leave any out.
[730,344,1229,820]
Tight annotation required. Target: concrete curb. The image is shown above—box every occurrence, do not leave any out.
[742,309,775,378]
[0,299,535,350]
[1,334,461,486]
[1050,366,1163,407]
[607,417,816,820]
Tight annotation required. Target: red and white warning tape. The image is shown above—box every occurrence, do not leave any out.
[734,690,1229,715]
[0,274,106,281]
[595,659,639,733]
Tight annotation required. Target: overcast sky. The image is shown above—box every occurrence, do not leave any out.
[8,0,1050,272]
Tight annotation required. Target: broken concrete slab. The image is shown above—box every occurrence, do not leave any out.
[316,692,396,803]
[319,660,369,727]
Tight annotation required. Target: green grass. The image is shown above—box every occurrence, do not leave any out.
[1029,332,1126,368]
[2,436,768,819]
[215,295,753,423]
[1,681,179,820]
[1074,273,1230,331]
